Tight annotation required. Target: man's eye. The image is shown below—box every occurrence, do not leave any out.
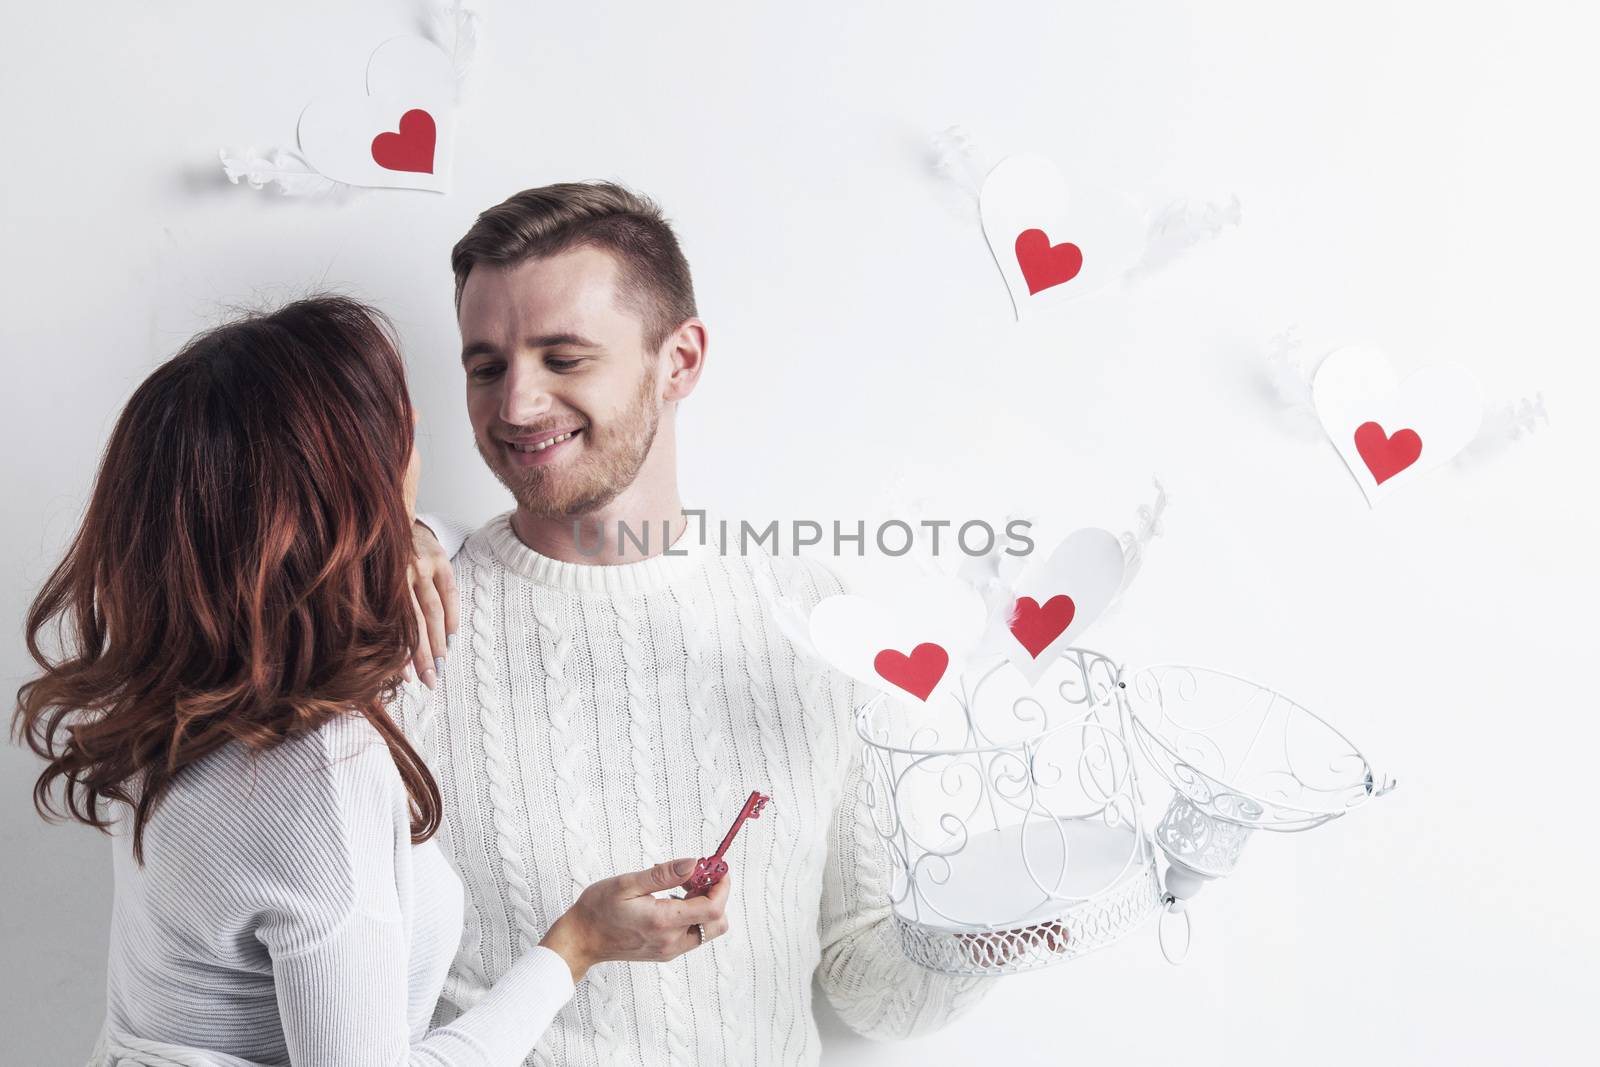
[547,358,582,371]
[469,364,503,381]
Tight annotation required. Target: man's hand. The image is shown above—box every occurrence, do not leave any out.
[408,519,459,688]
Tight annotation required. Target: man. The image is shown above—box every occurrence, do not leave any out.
[400,181,996,1066]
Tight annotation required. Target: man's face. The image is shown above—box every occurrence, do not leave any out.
[458,245,663,518]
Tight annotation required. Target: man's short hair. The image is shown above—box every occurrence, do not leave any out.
[451,181,697,353]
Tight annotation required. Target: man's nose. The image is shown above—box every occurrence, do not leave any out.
[499,364,555,426]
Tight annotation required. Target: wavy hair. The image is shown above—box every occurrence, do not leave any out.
[12,295,441,862]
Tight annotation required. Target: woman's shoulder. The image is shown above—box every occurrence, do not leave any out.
[146,713,408,861]
[118,714,417,957]
[136,714,413,935]
[281,711,401,777]
[183,711,398,799]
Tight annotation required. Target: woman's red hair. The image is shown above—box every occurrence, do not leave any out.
[13,295,440,862]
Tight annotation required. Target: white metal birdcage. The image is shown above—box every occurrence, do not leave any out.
[856,650,1395,975]
[1121,662,1396,941]
[855,646,1163,976]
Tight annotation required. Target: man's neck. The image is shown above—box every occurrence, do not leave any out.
[510,486,690,566]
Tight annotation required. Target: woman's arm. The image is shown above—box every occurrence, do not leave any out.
[271,909,573,1066]
[260,723,574,1066]
[406,516,466,687]
[413,512,473,560]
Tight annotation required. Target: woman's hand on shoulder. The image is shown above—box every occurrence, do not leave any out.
[407,519,458,689]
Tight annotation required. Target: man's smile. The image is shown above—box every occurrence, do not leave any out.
[504,427,582,465]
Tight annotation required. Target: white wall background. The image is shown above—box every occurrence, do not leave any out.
[4,1,1597,1063]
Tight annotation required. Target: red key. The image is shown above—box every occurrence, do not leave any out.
[683,789,771,898]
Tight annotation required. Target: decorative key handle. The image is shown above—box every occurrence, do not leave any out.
[683,789,771,898]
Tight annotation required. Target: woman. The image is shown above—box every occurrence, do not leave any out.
[13,296,729,1065]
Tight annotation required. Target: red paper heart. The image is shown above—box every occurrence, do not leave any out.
[1014,228,1084,294]
[873,643,949,702]
[370,109,437,174]
[1008,595,1076,659]
[1353,421,1423,485]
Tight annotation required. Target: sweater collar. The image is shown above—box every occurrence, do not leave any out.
[479,509,713,595]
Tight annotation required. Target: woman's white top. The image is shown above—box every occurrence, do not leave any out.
[90,712,574,1066]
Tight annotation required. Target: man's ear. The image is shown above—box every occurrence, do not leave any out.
[661,318,708,403]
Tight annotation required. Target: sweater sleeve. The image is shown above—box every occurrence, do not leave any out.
[414,511,474,562]
[813,679,998,1040]
[762,552,998,1039]
[260,728,574,1066]
[271,924,573,1066]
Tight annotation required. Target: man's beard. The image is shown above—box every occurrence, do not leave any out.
[479,366,660,519]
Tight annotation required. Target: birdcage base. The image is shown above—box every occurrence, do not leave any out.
[889,819,1162,976]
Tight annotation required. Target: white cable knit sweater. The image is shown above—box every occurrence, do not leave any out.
[398,510,994,1066]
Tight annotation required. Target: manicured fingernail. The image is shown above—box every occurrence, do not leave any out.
[404,664,417,685]
[434,656,445,679]
[423,668,438,689]
[447,633,456,652]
